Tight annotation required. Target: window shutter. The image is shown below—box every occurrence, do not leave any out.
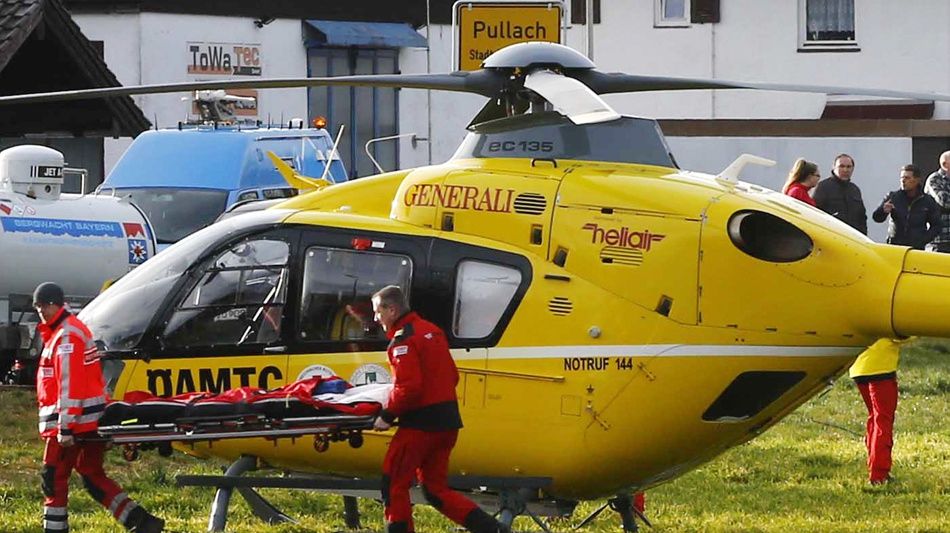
[691,0,720,23]
[571,0,601,24]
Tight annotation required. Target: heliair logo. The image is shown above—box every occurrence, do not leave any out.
[582,223,666,251]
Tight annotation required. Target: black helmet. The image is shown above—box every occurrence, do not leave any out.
[33,282,65,307]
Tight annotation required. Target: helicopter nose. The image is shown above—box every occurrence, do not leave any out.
[891,249,950,337]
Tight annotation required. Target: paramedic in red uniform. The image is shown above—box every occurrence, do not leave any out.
[33,282,165,533]
[372,285,506,533]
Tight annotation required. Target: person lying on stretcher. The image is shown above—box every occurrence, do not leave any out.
[99,375,391,428]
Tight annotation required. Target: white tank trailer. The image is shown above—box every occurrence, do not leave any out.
[0,145,156,383]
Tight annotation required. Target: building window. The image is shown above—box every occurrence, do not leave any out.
[799,0,858,51]
[655,0,691,28]
[570,0,601,25]
[308,48,399,178]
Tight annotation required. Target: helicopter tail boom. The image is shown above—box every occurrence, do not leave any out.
[891,249,950,338]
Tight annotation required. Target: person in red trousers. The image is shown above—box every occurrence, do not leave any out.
[372,285,506,533]
[850,338,910,485]
[33,282,164,533]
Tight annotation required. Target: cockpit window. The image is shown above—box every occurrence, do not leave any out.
[452,112,677,168]
[163,238,290,347]
[213,240,289,269]
[298,248,412,342]
[79,210,289,352]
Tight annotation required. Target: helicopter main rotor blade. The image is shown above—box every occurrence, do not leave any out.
[0,71,507,105]
[578,71,950,102]
[524,70,621,125]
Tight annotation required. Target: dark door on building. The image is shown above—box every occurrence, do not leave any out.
[913,137,950,177]
[307,48,399,179]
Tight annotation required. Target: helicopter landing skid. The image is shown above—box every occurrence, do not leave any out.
[573,494,652,532]
[209,455,294,530]
[176,468,555,532]
[496,487,554,533]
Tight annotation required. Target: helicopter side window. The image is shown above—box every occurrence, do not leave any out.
[453,260,522,339]
[299,247,412,342]
[162,239,290,348]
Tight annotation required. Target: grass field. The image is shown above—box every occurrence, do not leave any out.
[1,340,949,532]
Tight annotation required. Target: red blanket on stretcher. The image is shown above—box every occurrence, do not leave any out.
[117,376,381,417]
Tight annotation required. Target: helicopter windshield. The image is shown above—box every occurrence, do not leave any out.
[453,112,677,168]
[102,187,230,244]
[79,209,290,352]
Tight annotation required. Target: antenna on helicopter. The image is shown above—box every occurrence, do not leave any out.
[717,154,777,186]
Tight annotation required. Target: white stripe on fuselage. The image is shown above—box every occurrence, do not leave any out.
[450,344,863,361]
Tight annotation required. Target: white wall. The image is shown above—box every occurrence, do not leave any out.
[399,24,484,169]
[401,1,950,168]
[667,136,913,243]
[72,13,311,174]
[72,3,950,194]
[565,0,950,120]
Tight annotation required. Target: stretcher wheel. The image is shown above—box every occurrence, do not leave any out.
[122,444,139,462]
[348,432,364,449]
[313,435,330,453]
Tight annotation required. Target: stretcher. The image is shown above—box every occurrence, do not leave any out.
[96,378,389,458]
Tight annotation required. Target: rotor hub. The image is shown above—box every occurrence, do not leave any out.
[482,42,596,70]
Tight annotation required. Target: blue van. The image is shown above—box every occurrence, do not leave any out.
[98,126,348,247]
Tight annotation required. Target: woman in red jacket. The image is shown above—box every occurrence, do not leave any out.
[783,158,821,207]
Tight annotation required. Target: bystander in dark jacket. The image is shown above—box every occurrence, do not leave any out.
[814,154,868,234]
[873,164,941,250]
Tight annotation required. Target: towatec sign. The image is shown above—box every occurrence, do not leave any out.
[453,1,562,71]
[187,42,262,76]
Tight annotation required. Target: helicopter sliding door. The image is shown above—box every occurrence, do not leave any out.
[128,228,299,397]
[284,228,428,386]
[424,238,531,418]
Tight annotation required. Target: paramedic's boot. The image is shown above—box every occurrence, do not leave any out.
[127,507,165,533]
[464,507,509,533]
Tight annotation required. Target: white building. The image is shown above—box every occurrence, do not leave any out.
[68,0,950,242]
[399,0,950,243]
[68,11,312,176]
[67,2,430,180]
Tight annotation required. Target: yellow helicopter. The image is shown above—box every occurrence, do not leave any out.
[7,42,950,531]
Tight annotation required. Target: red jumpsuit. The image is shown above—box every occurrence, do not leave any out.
[36,308,151,532]
[849,338,904,484]
[378,311,499,533]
